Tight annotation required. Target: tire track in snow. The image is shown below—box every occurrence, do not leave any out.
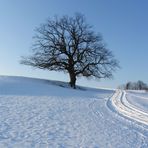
[89,94,148,147]
[110,90,148,126]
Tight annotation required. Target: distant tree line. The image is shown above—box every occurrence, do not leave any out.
[119,80,148,91]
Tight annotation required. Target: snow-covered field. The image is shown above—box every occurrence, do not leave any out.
[0,76,148,147]
[126,91,148,113]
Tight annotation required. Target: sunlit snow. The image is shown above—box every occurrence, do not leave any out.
[0,76,147,147]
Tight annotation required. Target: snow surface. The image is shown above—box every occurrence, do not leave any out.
[0,76,148,147]
[126,91,148,113]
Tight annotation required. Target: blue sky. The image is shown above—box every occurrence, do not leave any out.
[0,0,148,88]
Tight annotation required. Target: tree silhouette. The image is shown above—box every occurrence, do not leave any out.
[21,14,119,88]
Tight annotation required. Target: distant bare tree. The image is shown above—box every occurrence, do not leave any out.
[125,82,132,90]
[137,80,147,90]
[21,13,119,88]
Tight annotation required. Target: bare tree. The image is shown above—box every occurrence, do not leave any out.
[21,14,119,88]
[137,80,147,90]
[125,82,132,90]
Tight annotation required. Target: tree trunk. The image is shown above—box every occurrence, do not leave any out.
[69,72,76,89]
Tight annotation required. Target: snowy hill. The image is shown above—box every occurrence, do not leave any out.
[0,76,147,147]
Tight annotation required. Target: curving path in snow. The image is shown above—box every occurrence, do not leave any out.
[110,90,148,126]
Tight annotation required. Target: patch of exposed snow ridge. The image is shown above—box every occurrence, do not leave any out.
[0,76,147,147]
